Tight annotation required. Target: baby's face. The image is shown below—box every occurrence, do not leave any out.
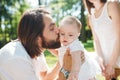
[59,24,80,46]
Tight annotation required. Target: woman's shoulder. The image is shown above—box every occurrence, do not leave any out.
[107,1,120,18]
[107,1,119,5]
[107,1,120,11]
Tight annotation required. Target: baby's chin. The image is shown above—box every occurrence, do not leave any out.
[61,43,69,46]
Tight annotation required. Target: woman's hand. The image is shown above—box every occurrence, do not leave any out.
[105,64,115,80]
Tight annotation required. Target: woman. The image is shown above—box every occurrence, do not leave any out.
[83,0,120,79]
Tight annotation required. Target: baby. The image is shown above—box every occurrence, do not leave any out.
[57,16,101,80]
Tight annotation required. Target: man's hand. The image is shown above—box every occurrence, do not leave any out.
[67,72,79,80]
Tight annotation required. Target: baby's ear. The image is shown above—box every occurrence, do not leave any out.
[78,33,80,37]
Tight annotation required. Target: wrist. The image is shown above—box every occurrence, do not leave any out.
[106,63,114,68]
[70,71,79,74]
[55,61,61,69]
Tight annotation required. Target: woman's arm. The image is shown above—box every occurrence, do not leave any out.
[105,2,120,78]
[107,1,120,67]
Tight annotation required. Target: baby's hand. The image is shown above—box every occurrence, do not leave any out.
[67,72,79,80]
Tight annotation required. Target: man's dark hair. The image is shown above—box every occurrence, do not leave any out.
[17,8,49,58]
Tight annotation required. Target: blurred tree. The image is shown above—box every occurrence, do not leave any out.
[38,0,41,5]
[79,0,87,42]
[0,0,30,48]
[50,0,79,22]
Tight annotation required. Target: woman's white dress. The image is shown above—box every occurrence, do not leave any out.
[91,2,120,67]
[58,39,101,80]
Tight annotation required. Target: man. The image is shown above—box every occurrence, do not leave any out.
[0,8,61,80]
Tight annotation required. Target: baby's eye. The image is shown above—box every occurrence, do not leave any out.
[69,34,73,37]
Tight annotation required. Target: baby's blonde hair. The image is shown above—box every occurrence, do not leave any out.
[59,16,82,32]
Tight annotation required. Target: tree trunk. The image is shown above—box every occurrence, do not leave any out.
[80,0,87,42]
[38,0,41,5]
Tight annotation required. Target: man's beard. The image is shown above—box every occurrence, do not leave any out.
[42,36,61,49]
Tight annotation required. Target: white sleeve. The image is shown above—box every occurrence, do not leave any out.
[33,54,49,72]
[69,41,84,52]
[2,57,39,80]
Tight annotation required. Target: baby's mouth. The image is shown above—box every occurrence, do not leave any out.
[63,40,67,43]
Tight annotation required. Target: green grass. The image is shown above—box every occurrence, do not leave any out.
[45,54,57,68]
[44,50,57,68]
[83,40,94,52]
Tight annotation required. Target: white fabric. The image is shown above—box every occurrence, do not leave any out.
[58,39,84,66]
[91,2,120,67]
[58,39,101,80]
[0,67,13,80]
[0,40,48,80]
[78,51,101,80]
[32,54,49,80]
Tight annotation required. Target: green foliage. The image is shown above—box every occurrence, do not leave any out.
[44,49,57,68]
[0,0,30,48]
[49,0,81,24]
[46,55,57,68]
[83,40,94,51]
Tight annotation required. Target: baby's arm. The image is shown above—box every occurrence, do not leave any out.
[68,50,84,80]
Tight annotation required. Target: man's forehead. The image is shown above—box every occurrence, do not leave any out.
[43,14,52,19]
[43,16,56,28]
[44,14,54,23]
